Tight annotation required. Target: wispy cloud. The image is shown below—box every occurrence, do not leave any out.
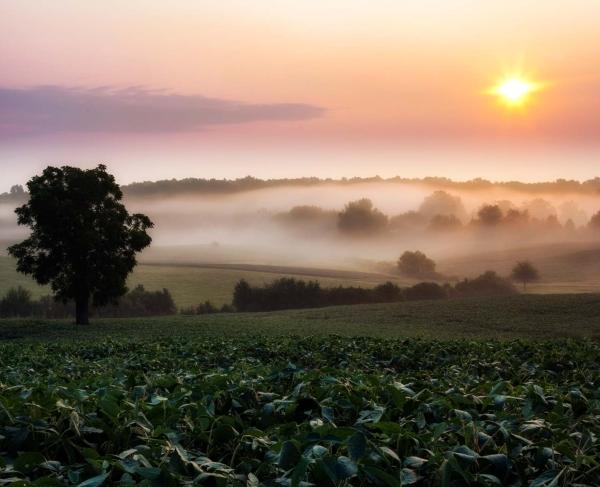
[0,85,325,137]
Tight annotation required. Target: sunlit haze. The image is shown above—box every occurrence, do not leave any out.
[1,1,600,189]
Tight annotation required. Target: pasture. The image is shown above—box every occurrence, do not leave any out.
[0,256,405,308]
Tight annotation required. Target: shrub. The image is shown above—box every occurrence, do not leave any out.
[455,271,518,297]
[96,286,176,317]
[372,281,403,302]
[0,286,35,317]
[0,285,176,319]
[404,282,447,300]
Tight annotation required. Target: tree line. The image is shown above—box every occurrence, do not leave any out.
[6,175,600,204]
[0,285,176,319]
[273,191,600,239]
[228,271,518,313]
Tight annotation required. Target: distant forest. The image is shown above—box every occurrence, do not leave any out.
[3,175,600,203]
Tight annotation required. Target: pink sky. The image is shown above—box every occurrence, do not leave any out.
[1,1,600,190]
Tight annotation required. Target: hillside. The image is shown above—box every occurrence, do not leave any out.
[437,241,600,293]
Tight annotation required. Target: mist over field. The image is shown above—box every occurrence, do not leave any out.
[3,178,599,287]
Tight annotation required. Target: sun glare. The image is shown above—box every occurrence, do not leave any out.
[490,76,541,107]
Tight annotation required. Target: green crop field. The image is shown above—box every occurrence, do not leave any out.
[1,294,599,485]
[0,334,598,485]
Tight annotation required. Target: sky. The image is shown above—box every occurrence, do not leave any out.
[1,0,600,190]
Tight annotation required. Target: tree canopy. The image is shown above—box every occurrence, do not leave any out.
[8,165,153,324]
[337,198,388,236]
[397,250,437,278]
[510,261,540,290]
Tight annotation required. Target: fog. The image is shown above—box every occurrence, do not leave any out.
[125,182,600,274]
[1,181,599,279]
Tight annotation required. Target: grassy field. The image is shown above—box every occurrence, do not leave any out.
[4,241,600,311]
[1,293,599,342]
[0,256,406,308]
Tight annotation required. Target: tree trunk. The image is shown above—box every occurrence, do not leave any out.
[75,296,90,325]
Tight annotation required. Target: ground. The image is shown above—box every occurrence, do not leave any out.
[0,256,408,308]
[3,240,600,309]
[1,292,599,484]
[0,327,598,485]
[1,293,599,341]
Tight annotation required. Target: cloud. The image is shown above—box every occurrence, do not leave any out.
[0,85,325,137]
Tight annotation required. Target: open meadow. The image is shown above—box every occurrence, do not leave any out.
[0,255,409,308]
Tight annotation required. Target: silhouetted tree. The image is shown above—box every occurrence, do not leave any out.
[233,279,254,311]
[337,198,388,236]
[477,205,503,226]
[397,250,437,278]
[8,165,153,325]
[511,261,540,290]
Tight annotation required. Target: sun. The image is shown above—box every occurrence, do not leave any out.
[489,76,541,107]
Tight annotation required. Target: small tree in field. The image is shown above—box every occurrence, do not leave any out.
[8,165,153,325]
[510,261,540,290]
[397,250,437,278]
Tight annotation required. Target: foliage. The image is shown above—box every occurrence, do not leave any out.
[181,301,234,315]
[233,278,408,312]
[337,199,388,236]
[233,278,323,312]
[8,165,153,324]
[397,251,437,278]
[0,336,597,486]
[476,205,504,226]
[455,271,517,297]
[404,282,447,300]
[0,286,34,317]
[418,190,466,221]
[427,214,462,232]
[511,262,541,290]
[0,285,176,319]
[588,210,600,231]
